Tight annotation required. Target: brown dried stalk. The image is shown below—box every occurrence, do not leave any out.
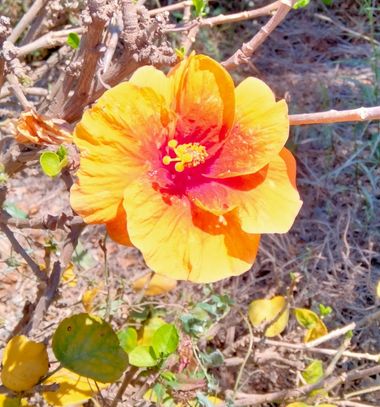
[222,0,296,70]
[289,106,380,125]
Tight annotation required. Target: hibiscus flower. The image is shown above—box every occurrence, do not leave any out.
[70,54,302,283]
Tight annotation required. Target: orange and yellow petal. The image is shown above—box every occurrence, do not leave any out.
[71,83,171,223]
[129,65,171,106]
[122,180,260,283]
[168,54,235,147]
[106,203,132,246]
[205,77,289,178]
[189,149,302,234]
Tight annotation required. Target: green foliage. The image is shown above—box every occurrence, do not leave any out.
[321,0,333,5]
[118,327,138,353]
[52,313,128,383]
[181,294,232,337]
[318,303,333,318]
[152,324,179,358]
[293,0,310,9]
[175,47,186,59]
[129,345,158,367]
[301,360,324,384]
[192,0,207,17]
[3,202,28,219]
[199,350,224,368]
[66,32,80,49]
[294,308,320,329]
[39,147,68,177]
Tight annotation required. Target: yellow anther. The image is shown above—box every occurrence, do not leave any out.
[162,155,172,165]
[162,140,208,172]
[168,139,178,148]
[175,162,185,172]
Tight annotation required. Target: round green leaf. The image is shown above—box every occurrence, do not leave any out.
[128,345,158,368]
[66,32,80,49]
[152,324,179,358]
[40,151,61,177]
[52,313,128,383]
[294,308,320,329]
[118,327,138,353]
[301,359,324,384]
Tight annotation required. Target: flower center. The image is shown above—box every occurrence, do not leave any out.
[162,140,208,173]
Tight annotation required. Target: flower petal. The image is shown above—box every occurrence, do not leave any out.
[106,203,132,246]
[169,54,235,147]
[71,83,170,223]
[123,180,260,283]
[129,65,171,106]
[189,149,302,233]
[206,77,289,178]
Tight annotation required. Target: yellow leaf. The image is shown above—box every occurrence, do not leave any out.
[132,273,177,296]
[0,394,21,407]
[376,280,380,298]
[248,296,289,337]
[82,287,100,313]
[62,263,77,287]
[286,403,311,407]
[1,336,49,392]
[304,319,328,343]
[139,317,167,346]
[42,368,108,406]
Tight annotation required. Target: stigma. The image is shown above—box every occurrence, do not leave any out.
[162,139,208,172]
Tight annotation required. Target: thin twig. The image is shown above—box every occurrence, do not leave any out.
[110,367,140,407]
[0,222,47,281]
[289,106,380,125]
[8,0,49,44]
[222,0,296,70]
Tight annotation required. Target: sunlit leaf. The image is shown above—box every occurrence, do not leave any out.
[301,360,324,384]
[62,263,77,287]
[66,32,80,49]
[286,403,311,407]
[293,0,310,9]
[132,273,177,296]
[140,317,167,346]
[1,335,49,392]
[376,280,380,298]
[192,0,207,16]
[128,345,158,367]
[42,368,108,406]
[118,327,138,353]
[294,308,320,329]
[81,286,101,313]
[40,151,62,177]
[248,296,289,337]
[0,395,21,407]
[152,324,179,358]
[304,319,328,343]
[318,303,333,317]
[52,313,128,383]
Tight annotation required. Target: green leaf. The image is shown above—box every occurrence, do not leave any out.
[56,145,68,161]
[52,313,128,383]
[321,0,333,5]
[40,151,62,177]
[293,0,310,9]
[66,32,80,49]
[318,303,333,317]
[175,47,186,59]
[294,308,320,329]
[3,202,28,219]
[180,306,209,336]
[0,395,21,407]
[128,345,158,367]
[152,324,179,358]
[199,350,224,368]
[301,360,324,384]
[192,0,207,16]
[118,327,138,353]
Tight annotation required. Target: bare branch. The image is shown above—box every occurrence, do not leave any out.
[148,1,193,16]
[222,0,296,70]
[289,106,380,125]
[16,27,85,58]
[0,223,47,281]
[8,0,49,44]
